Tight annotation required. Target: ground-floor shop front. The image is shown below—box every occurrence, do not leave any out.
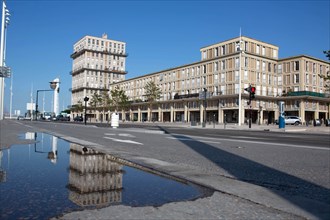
[72,96,330,125]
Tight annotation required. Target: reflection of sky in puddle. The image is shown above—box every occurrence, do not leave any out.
[0,133,211,219]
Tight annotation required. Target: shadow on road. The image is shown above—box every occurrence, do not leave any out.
[157,126,330,219]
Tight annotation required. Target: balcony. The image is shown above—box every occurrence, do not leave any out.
[70,48,128,59]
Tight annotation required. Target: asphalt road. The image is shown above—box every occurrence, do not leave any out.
[1,120,330,219]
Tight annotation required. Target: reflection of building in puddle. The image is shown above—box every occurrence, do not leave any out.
[32,133,58,164]
[68,144,123,207]
[0,150,6,182]
[25,132,35,140]
[47,136,58,164]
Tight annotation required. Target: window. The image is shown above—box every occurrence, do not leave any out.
[262,61,266,71]
[244,70,248,80]
[278,76,282,86]
[256,45,260,54]
[214,74,218,83]
[203,65,206,74]
[262,46,265,56]
[278,64,282,73]
[262,73,266,83]
[221,60,226,70]
[235,71,239,81]
[256,60,260,70]
[273,50,277,58]
[203,51,207,59]
[294,61,299,71]
[214,62,218,71]
[221,45,225,55]
[244,57,248,67]
[215,48,219,57]
[235,57,240,68]
[312,74,316,85]
[293,74,299,83]
[221,73,225,83]
[305,73,309,84]
[235,41,240,52]
[257,72,261,82]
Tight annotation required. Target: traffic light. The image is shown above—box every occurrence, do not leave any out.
[250,86,256,99]
[244,86,251,93]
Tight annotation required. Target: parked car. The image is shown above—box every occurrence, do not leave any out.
[73,116,83,122]
[55,115,70,121]
[285,116,301,125]
[17,116,25,120]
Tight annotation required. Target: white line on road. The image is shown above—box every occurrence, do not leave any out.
[103,136,143,145]
[104,133,136,138]
[170,134,330,151]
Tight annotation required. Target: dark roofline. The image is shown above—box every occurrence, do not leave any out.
[279,54,330,64]
[200,35,279,50]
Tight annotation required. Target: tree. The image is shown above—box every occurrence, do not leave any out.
[70,100,83,115]
[101,89,111,122]
[90,92,102,121]
[110,86,129,112]
[319,50,330,92]
[144,81,161,121]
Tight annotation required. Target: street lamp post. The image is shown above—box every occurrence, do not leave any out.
[84,96,89,125]
[238,30,243,126]
[35,89,53,120]
[203,88,207,128]
[0,1,10,120]
[35,81,58,120]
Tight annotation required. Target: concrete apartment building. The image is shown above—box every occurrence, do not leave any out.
[70,35,330,125]
[70,34,128,120]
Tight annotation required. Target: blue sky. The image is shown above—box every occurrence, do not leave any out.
[2,0,330,115]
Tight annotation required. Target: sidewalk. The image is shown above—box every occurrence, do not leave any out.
[119,121,330,134]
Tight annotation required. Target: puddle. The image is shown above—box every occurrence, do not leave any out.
[0,132,212,219]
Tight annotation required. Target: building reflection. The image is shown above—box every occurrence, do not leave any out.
[68,144,123,207]
[0,150,6,182]
[32,132,58,164]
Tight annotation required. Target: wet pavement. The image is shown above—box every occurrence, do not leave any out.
[0,132,211,219]
[0,120,329,219]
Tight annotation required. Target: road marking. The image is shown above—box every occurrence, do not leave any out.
[104,136,143,145]
[104,133,136,138]
[104,133,116,136]
[118,133,136,138]
[170,134,330,151]
[167,137,221,144]
[228,136,267,140]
